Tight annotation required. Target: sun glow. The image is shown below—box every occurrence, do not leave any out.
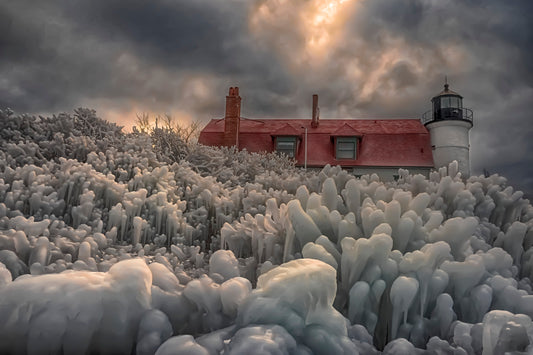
[250,0,358,66]
[82,102,197,133]
[306,0,352,53]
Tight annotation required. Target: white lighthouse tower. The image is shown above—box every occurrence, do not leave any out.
[422,80,473,177]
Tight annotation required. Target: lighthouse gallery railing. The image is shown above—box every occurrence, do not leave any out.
[421,108,473,125]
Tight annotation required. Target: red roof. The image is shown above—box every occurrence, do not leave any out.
[331,123,362,137]
[271,123,302,136]
[199,118,434,168]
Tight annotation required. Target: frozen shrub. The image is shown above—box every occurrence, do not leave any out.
[1,108,533,353]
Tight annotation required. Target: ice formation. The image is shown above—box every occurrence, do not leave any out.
[0,259,153,355]
[1,109,533,354]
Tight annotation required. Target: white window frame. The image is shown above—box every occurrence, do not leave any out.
[275,136,297,158]
[336,137,357,160]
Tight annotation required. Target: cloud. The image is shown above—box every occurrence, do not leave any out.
[0,0,531,197]
[0,0,289,116]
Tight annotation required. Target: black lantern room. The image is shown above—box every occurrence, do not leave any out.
[422,79,473,126]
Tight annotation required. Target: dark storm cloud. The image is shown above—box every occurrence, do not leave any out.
[64,0,269,74]
[0,0,290,114]
[0,1,118,111]
[0,0,531,196]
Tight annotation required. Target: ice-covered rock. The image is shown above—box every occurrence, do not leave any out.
[237,258,356,354]
[0,262,12,288]
[219,277,252,317]
[209,249,240,281]
[287,199,322,252]
[302,241,338,270]
[0,259,152,355]
[149,262,181,294]
[136,309,173,355]
[0,249,28,279]
[226,325,305,355]
[155,335,209,355]
[482,310,533,355]
[390,276,419,339]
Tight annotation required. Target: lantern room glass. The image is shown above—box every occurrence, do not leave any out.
[438,96,463,109]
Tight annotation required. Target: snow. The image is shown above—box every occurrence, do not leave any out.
[0,258,152,355]
[219,277,251,317]
[209,249,240,281]
[137,310,173,355]
[155,335,209,355]
[237,258,355,354]
[0,261,11,287]
[1,108,533,354]
[222,325,305,355]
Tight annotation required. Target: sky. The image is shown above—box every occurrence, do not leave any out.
[1,0,532,198]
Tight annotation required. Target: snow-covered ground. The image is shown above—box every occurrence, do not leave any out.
[0,108,532,354]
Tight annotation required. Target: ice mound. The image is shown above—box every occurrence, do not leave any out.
[237,259,357,354]
[0,259,152,355]
[157,259,359,354]
[0,261,11,287]
[137,309,174,355]
[481,310,533,355]
[448,310,533,355]
[209,249,240,281]
[224,325,306,355]
[155,335,210,355]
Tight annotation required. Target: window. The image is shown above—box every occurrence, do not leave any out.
[276,136,297,158]
[336,137,357,159]
[450,97,461,108]
[441,96,462,108]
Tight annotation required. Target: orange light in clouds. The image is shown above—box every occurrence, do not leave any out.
[250,0,357,66]
[104,107,140,132]
[103,107,196,133]
[306,0,351,53]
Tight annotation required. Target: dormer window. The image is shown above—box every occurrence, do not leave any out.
[336,137,357,160]
[275,136,297,158]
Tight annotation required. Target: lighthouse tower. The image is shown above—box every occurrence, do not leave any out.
[422,80,473,177]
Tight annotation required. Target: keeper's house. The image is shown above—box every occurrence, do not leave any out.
[198,85,473,180]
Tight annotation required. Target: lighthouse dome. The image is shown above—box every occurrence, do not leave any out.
[422,80,473,126]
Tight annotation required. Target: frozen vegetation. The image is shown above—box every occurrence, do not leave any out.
[0,108,532,354]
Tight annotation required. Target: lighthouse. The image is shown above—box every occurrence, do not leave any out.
[422,80,473,177]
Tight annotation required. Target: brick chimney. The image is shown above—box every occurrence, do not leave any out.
[311,94,319,128]
[224,87,241,147]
